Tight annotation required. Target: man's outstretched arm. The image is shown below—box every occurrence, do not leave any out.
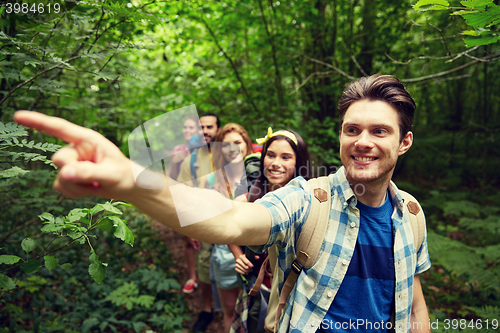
[14,111,271,246]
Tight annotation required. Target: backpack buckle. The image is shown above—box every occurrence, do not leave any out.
[291,259,303,274]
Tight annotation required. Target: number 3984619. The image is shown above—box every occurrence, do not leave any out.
[5,2,61,14]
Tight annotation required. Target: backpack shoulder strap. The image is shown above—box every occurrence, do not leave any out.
[190,148,199,187]
[250,176,332,294]
[272,176,332,331]
[399,190,425,252]
[295,176,332,268]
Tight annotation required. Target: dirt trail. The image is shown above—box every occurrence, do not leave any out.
[153,222,224,333]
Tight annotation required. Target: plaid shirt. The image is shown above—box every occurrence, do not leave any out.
[250,167,431,333]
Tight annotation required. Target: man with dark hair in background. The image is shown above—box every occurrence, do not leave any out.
[177,113,220,332]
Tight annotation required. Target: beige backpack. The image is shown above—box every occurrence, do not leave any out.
[250,177,426,333]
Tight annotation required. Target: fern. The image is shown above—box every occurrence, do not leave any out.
[0,166,29,178]
[9,138,61,152]
[0,122,61,170]
[0,122,28,139]
[442,200,481,217]
[467,306,500,321]
[104,281,155,310]
[460,215,500,235]
[428,231,500,295]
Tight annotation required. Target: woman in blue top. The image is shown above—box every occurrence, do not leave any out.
[211,123,255,333]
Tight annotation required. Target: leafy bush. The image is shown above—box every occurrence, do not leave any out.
[1,207,190,333]
[418,188,500,330]
[1,122,190,332]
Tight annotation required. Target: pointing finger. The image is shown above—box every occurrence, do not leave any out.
[14,111,101,144]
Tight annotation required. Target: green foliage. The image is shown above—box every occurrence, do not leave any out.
[1,200,133,289]
[0,273,16,290]
[0,120,136,290]
[0,122,60,174]
[414,0,451,10]
[0,211,190,332]
[1,0,499,330]
[413,0,500,46]
[105,281,155,310]
[420,189,500,324]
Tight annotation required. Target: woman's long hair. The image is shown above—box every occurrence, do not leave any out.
[212,123,254,197]
[248,130,310,202]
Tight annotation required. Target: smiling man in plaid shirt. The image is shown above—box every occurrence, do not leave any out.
[15,74,430,333]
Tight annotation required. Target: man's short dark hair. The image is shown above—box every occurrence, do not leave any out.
[200,113,221,129]
[338,74,416,142]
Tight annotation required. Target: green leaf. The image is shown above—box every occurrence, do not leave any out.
[132,322,148,333]
[82,318,100,333]
[460,0,493,8]
[38,212,54,223]
[96,217,114,232]
[41,223,63,233]
[0,166,29,178]
[44,256,58,271]
[112,201,133,208]
[21,238,36,254]
[462,6,500,28]
[101,202,123,215]
[413,0,450,10]
[89,252,106,284]
[0,255,22,265]
[451,9,476,15]
[67,208,89,223]
[21,260,42,274]
[136,295,155,308]
[61,263,72,271]
[0,274,16,291]
[90,204,105,215]
[464,35,500,46]
[0,122,28,139]
[461,29,480,36]
[110,216,134,246]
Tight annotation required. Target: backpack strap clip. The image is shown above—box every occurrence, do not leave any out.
[291,260,303,275]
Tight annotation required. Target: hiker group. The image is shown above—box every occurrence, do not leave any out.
[15,74,431,333]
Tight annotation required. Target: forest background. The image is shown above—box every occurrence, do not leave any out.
[1,0,499,332]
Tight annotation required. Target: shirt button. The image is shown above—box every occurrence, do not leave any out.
[327,292,333,298]
[342,260,348,266]
[350,222,356,228]
[310,323,315,327]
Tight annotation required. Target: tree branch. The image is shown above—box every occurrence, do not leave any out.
[401,52,500,83]
[0,236,83,275]
[197,15,260,115]
[427,22,452,56]
[98,23,126,73]
[0,56,81,106]
[303,55,357,81]
[385,52,452,65]
[258,0,285,110]
[289,70,336,95]
[350,54,368,77]
[386,45,484,65]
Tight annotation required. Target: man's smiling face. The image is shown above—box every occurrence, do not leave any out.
[339,99,412,186]
[200,115,219,144]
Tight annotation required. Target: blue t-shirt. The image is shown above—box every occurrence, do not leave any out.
[319,192,395,332]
